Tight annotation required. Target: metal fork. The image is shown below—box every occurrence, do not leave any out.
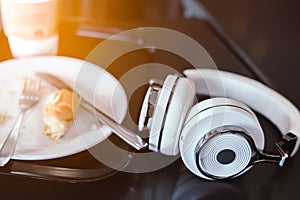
[0,77,41,166]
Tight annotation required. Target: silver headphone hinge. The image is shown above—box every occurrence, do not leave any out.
[140,80,162,129]
[275,133,298,165]
[275,145,288,167]
[251,133,298,167]
[251,150,286,167]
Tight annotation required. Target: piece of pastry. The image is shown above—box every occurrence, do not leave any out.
[43,89,81,140]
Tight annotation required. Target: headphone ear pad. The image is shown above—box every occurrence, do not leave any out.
[179,98,265,180]
[148,75,195,156]
[159,77,196,156]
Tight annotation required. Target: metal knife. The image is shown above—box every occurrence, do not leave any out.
[36,72,147,150]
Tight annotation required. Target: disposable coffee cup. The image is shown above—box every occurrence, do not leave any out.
[0,0,59,57]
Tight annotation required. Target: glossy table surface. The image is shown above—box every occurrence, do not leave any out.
[0,1,299,199]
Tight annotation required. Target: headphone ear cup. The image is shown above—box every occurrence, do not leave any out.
[159,77,196,156]
[147,75,195,156]
[179,98,265,180]
[146,75,178,152]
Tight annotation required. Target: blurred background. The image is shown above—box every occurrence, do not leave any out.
[1,0,299,98]
[58,0,300,102]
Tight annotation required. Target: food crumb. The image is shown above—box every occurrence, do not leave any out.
[8,90,16,96]
[0,113,9,125]
[90,124,98,131]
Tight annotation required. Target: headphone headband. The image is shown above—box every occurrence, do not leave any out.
[184,69,300,156]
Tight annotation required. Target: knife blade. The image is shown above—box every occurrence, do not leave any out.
[36,72,147,150]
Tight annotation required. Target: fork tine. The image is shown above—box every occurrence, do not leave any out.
[29,79,40,93]
[21,77,29,93]
[22,77,40,95]
[19,77,41,105]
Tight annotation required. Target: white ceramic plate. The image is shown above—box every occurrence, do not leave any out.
[0,56,127,160]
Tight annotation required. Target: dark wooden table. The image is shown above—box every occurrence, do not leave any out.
[0,1,299,199]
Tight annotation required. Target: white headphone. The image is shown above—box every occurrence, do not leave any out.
[138,68,300,180]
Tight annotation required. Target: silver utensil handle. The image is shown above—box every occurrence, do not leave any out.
[0,111,25,166]
[80,100,147,150]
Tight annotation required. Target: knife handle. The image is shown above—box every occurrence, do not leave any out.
[80,100,148,150]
